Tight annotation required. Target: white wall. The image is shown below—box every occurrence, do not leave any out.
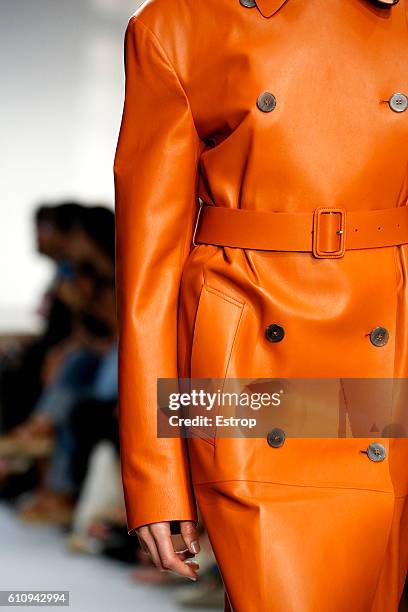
[0,0,144,331]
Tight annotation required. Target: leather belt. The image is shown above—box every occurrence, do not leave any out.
[193,205,408,259]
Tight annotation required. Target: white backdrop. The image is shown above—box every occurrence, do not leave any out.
[0,0,144,331]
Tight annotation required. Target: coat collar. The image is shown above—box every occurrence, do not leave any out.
[254,0,399,19]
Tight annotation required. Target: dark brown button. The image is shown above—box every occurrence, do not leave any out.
[265,324,285,343]
[257,92,277,113]
[369,326,389,347]
[267,428,285,448]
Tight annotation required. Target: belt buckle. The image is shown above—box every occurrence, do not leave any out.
[312,207,346,259]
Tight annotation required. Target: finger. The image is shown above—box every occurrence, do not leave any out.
[150,523,198,580]
[175,550,200,567]
[171,533,189,554]
[180,521,200,555]
[184,561,200,570]
[136,533,149,555]
[137,527,163,570]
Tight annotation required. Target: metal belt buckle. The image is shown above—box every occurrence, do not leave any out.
[312,207,346,259]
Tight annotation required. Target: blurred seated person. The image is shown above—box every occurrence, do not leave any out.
[15,272,118,524]
[0,202,86,432]
[35,205,116,389]
[0,204,117,521]
[0,203,115,447]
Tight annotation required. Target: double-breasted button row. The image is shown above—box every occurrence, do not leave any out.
[265,324,390,347]
[266,433,387,463]
[255,91,407,115]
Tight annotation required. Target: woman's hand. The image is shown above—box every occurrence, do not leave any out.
[136,520,200,581]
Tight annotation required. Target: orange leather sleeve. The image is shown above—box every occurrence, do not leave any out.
[114,16,200,532]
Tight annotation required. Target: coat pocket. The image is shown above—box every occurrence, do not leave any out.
[191,283,245,379]
[189,283,245,446]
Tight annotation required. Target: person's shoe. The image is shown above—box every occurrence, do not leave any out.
[65,533,103,555]
[17,490,74,527]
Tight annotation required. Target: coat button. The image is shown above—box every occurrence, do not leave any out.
[369,326,389,347]
[239,0,256,6]
[265,323,285,343]
[257,92,277,113]
[366,443,387,463]
[388,92,408,113]
[267,428,286,448]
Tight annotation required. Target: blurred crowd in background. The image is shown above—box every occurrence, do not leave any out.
[0,201,223,610]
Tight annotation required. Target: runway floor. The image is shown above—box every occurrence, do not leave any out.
[0,504,215,612]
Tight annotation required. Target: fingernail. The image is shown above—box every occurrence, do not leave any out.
[191,540,200,554]
[188,576,197,582]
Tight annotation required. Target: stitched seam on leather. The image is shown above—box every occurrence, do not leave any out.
[128,16,201,136]
[338,378,349,438]
[225,303,247,377]
[188,281,218,448]
[216,301,245,451]
[193,479,395,494]
[204,284,245,308]
[392,245,402,382]
[188,428,216,445]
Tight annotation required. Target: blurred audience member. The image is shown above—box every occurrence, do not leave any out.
[0,202,84,432]
[0,201,114,471]
[0,206,116,522]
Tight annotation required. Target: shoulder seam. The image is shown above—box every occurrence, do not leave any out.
[128,15,199,135]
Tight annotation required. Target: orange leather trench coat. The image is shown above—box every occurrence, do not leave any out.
[114,0,408,609]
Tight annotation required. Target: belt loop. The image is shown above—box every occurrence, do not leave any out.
[192,198,204,247]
